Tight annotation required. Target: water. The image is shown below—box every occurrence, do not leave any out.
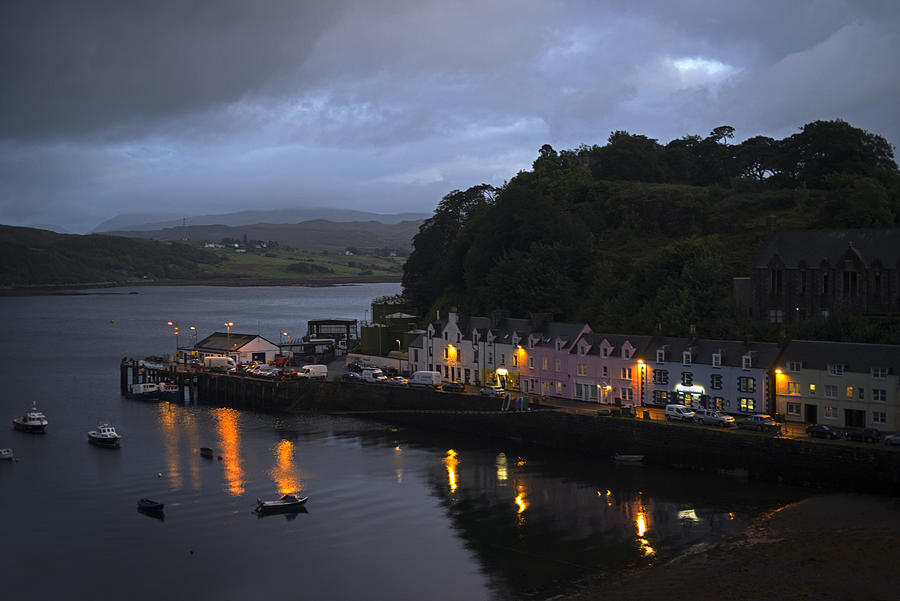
[0,284,808,600]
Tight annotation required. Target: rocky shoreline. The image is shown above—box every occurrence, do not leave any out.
[566,493,900,601]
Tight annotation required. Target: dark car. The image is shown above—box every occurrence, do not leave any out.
[442,382,465,392]
[806,424,842,439]
[340,372,362,382]
[845,428,882,443]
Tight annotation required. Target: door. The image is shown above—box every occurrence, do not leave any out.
[844,409,865,428]
[804,403,817,424]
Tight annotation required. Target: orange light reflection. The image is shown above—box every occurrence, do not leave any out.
[444,449,459,493]
[156,402,183,490]
[268,439,301,494]
[213,408,245,496]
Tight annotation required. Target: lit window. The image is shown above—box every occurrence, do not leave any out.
[621,368,632,380]
[846,386,853,399]
[739,398,755,412]
[809,384,816,395]
[542,358,548,370]
[786,381,799,394]
[555,359,560,371]
[556,381,562,393]
[738,377,756,393]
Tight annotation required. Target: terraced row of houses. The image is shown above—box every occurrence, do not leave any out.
[407,311,900,432]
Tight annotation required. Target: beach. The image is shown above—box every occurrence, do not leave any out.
[567,493,900,601]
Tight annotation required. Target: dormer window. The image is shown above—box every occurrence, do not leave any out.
[456,333,460,343]
[656,349,665,363]
[529,339,534,349]
[444,332,448,341]
[556,341,562,352]
[683,351,692,366]
[712,353,721,368]
[602,347,609,358]
[742,354,752,369]
[623,348,631,359]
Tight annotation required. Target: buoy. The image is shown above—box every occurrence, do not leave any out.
[157,472,163,478]
[110,319,115,324]
[218,455,223,460]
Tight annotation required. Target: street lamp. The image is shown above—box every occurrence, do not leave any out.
[224,321,233,339]
[396,339,402,374]
[167,321,179,358]
[281,331,289,345]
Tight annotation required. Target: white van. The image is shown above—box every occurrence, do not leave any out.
[296,364,328,380]
[204,356,236,370]
[409,371,442,389]
[665,404,696,422]
[361,368,388,383]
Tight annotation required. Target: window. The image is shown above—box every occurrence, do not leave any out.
[556,341,562,351]
[414,349,419,362]
[622,388,633,402]
[444,332,448,340]
[846,386,854,399]
[443,348,448,359]
[623,348,631,359]
[739,398,755,412]
[500,354,505,366]
[711,353,721,368]
[787,402,801,417]
[579,346,585,356]
[828,363,844,377]
[601,366,608,378]
[602,347,609,358]
[682,352,692,366]
[528,339,534,349]
[873,389,887,402]
[621,367,632,380]
[824,406,837,419]
[681,372,693,386]
[458,351,463,363]
[824,384,837,398]
[873,411,887,425]
[528,357,534,369]
[710,374,722,390]
[858,387,865,400]
[872,367,888,379]
[555,359,560,371]
[542,358,548,370]
[512,354,517,367]
[656,349,665,363]
[809,384,816,395]
[488,353,493,365]
[653,370,669,385]
[742,354,752,369]
[768,309,783,323]
[788,361,802,372]
[576,363,586,375]
[444,365,449,377]
[653,390,669,404]
[429,346,433,356]
[738,377,756,393]
[786,381,799,394]
[590,386,598,401]
[556,381,562,394]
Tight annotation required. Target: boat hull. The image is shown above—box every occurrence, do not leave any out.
[88,435,120,448]
[255,496,309,514]
[12,420,47,433]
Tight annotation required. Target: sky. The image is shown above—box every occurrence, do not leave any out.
[2,0,899,234]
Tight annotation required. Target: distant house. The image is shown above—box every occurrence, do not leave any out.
[194,332,279,364]
[749,228,900,323]
[775,340,900,430]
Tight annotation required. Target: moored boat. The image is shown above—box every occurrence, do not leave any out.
[254,494,309,514]
[11,403,48,433]
[0,448,13,460]
[88,423,121,447]
[137,498,164,511]
[128,382,160,401]
[199,447,214,458]
[158,382,179,402]
[613,453,644,463]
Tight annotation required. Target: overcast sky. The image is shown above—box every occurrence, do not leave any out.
[2,0,898,233]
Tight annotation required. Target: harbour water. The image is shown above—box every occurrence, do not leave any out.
[1,284,809,601]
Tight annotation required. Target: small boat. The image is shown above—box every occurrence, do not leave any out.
[88,423,121,447]
[254,494,309,514]
[11,403,48,433]
[137,498,164,511]
[0,448,13,460]
[614,453,644,463]
[199,447,214,459]
[128,382,160,401]
[158,382,180,402]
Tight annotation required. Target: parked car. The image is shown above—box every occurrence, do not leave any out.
[385,376,408,386]
[883,432,900,446]
[480,386,504,397]
[737,414,781,434]
[806,424,843,440]
[845,428,882,443]
[442,382,465,392]
[664,404,695,422]
[693,409,736,427]
[341,372,362,382]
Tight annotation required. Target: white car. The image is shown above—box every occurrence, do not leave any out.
[693,409,736,427]
[884,432,900,446]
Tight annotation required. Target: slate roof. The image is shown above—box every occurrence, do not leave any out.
[585,333,653,357]
[637,336,782,369]
[753,229,900,269]
[195,332,275,351]
[780,340,900,373]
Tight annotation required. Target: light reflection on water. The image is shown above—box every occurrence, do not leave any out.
[269,439,301,494]
[213,407,245,496]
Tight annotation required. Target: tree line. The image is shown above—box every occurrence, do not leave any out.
[402,119,900,343]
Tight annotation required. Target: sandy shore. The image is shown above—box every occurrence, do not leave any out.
[566,493,900,601]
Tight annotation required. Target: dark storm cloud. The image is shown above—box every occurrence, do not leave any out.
[1,1,898,233]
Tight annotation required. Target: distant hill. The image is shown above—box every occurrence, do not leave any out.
[0,225,222,287]
[104,219,424,251]
[93,207,430,232]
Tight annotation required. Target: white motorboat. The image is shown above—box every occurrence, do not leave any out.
[0,448,13,460]
[614,453,644,463]
[88,424,121,448]
[11,403,48,433]
[128,382,160,401]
